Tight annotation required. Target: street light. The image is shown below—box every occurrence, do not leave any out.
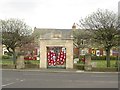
[117,38,120,71]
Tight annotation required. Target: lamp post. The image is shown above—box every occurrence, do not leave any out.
[115,34,120,71]
[117,46,120,71]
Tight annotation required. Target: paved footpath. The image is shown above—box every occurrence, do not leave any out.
[1,68,119,73]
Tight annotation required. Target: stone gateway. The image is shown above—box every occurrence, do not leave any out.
[33,26,75,69]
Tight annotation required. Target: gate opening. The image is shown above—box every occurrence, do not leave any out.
[47,47,66,69]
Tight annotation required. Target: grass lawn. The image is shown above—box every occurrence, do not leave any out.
[78,59,118,68]
[0,59,40,65]
[91,60,117,68]
[0,59,13,65]
[1,58,118,68]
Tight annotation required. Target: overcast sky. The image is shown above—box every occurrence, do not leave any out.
[0,0,119,29]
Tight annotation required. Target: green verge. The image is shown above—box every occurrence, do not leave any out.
[1,59,118,67]
[91,60,117,68]
[1,59,40,65]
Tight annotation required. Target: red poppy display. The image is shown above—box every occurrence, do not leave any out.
[47,48,66,66]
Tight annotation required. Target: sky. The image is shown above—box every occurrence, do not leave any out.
[0,0,119,29]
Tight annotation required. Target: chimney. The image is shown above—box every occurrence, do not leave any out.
[34,27,36,30]
[72,23,76,31]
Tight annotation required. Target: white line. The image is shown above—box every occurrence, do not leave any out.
[76,70,84,72]
[2,82,15,87]
[2,79,24,87]
[20,80,24,82]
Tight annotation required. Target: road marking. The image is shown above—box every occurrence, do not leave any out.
[2,79,24,87]
[20,80,24,82]
[76,70,84,72]
[2,82,15,87]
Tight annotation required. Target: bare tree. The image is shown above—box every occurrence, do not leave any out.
[1,18,32,68]
[73,29,92,60]
[78,9,120,67]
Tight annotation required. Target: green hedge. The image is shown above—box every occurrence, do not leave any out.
[2,65,15,69]
[73,64,118,72]
[91,56,117,60]
[25,64,39,68]
[91,67,118,72]
[73,54,78,59]
[75,55,118,60]
[73,64,84,70]
[2,55,10,59]
[2,64,39,69]
[24,60,39,64]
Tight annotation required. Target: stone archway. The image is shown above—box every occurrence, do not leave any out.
[39,39,73,69]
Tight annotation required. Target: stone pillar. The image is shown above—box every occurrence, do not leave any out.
[66,40,73,69]
[84,54,92,71]
[85,55,91,65]
[40,40,47,69]
[16,56,25,69]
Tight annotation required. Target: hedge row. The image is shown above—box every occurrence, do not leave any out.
[73,64,119,72]
[2,64,39,69]
[74,55,118,60]
[73,64,84,70]
[91,67,119,72]
[91,56,118,60]
[2,55,11,59]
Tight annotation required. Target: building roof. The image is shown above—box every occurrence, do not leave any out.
[33,28,73,39]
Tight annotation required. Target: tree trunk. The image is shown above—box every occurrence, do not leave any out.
[13,51,17,69]
[106,48,111,67]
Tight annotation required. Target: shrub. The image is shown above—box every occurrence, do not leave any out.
[2,55,10,59]
[115,61,120,67]
[24,61,31,64]
[6,52,12,56]
[92,67,118,72]
[73,54,78,59]
[2,65,15,69]
[79,55,85,59]
[91,56,117,60]
[25,64,39,68]
[73,64,84,70]
[91,56,105,60]
[110,56,117,60]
